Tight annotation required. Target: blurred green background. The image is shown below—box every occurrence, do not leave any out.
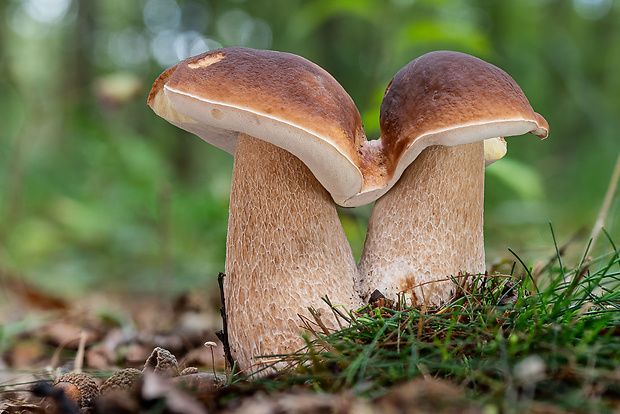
[0,0,618,298]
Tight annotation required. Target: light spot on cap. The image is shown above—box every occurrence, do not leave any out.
[188,52,226,69]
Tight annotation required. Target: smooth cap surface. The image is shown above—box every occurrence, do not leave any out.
[351,51,549,205]
[148,47,366,201]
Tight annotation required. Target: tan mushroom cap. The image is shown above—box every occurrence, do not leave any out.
[148,48,548,207]
[148,47,366,201]
[353,51,549,206]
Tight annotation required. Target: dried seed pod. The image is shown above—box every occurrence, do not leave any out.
[180,366,199,376]
[143,347,179,377]
[52,372,99,410]
[100,368,142,394]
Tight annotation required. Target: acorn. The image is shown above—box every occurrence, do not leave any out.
[100,368,142,394]
[143,347,179,377]
[180,366,199,376]
[52,372,99,410]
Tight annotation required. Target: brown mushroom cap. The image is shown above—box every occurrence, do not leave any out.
[353,51,549,206]
[148,47,366,202]
[380,51,548,151]
[148,48,548,207]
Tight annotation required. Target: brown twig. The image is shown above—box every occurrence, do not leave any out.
[307,307,331,336]
[74,331,87,374]
[416,303,427,341]
[215,273,235,371]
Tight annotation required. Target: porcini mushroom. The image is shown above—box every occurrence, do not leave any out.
[148,47,364,373]
[148,47,548,370]
[356,51,548,306]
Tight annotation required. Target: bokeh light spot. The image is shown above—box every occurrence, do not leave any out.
[216,9,272,49]
[144,0,181,33]
[573,0,612,20]
[23,0,72,24]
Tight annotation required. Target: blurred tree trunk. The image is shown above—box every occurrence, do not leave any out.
[66,0,97,104]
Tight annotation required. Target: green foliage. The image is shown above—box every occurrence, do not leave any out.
[486,157,545,202]
[0,0,618,296]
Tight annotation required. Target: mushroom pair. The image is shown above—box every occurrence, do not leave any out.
[148,47,548,373]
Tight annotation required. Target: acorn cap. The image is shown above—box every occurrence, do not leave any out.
[180,366,199,376]
[52,372,99,409]
[143,347,179,378]
[100,368,142,394]
[171,372,221,393]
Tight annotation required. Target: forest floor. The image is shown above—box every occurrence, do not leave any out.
[0,281,494,414]
[2,242,620,414]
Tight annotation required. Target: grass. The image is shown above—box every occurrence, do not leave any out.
[227,229,620,413]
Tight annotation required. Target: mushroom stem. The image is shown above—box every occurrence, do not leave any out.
[357,141,485,306]
[225,134,360,373]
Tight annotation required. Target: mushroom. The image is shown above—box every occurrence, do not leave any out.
[356,51,548,306]
[148,47,548,370]
[148,47,363,373]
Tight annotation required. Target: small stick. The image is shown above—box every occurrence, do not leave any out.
[325,295,344,330]
[74,330,87,373]
[307,307,331,335]
[589,152,620,250]
[215,273,235,371]
[417,303,427,341]
[49,334,85,374]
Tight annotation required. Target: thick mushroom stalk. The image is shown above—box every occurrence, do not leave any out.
[148,48,365,373]
[226,134,358,371]
[357,51,548,306]
[357,138,505,305]
[357,141,485,305]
